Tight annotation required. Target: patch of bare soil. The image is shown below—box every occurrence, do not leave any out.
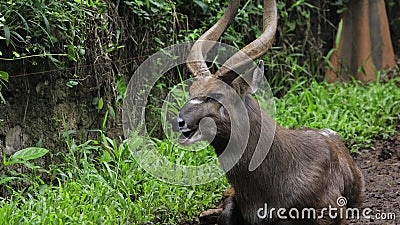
[349,131,400,225]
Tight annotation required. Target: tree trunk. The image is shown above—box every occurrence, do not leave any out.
[326,0,395,82]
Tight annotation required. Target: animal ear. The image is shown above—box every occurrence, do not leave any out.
[231,60,264,96]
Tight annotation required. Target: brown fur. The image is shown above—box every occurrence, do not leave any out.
[178,74,364,225]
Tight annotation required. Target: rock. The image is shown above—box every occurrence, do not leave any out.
[5,126,28,155]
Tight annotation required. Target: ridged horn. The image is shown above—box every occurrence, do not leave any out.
[187,0,240,77]
[215,0,277,78]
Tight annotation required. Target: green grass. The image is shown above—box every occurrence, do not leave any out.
[1,78,400,224]
[274,79,400,152]
[1,134,228,225]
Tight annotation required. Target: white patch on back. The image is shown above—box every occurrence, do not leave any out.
[319,129,338,137]
[189,99,203,105]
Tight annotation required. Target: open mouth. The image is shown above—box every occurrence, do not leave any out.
[178,128,202,146]
[182,130,195,139]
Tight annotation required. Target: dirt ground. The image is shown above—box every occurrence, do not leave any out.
[348,129,400,225]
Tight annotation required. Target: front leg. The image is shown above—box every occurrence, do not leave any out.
[199,186,244,225]
[199,207,223,225]
[217,195,245,225]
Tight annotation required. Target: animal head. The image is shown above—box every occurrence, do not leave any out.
[177,62,264,146]
[177,0,277,146]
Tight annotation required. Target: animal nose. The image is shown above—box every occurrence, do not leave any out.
[177,117,185,129]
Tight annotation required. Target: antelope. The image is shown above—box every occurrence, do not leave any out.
[177,0,364,224]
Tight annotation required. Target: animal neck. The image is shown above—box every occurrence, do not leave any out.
[211,95,289,172]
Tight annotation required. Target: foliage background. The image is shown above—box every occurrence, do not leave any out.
[0,1,400,224]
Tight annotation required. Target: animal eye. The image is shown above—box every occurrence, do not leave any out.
[206,93,223,103]
[206,97,218,103]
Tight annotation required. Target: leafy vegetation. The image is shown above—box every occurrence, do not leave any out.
[1,147,49,186]
[0,0,106,63]
[0,70,7,103]
[0,125,228,224]
[0,0,355,91]
[274,78,400,152]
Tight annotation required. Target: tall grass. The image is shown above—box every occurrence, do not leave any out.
[274,78,400,151]
[0,131,228,225]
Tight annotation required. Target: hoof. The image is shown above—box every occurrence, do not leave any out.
[199,208,223,225]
